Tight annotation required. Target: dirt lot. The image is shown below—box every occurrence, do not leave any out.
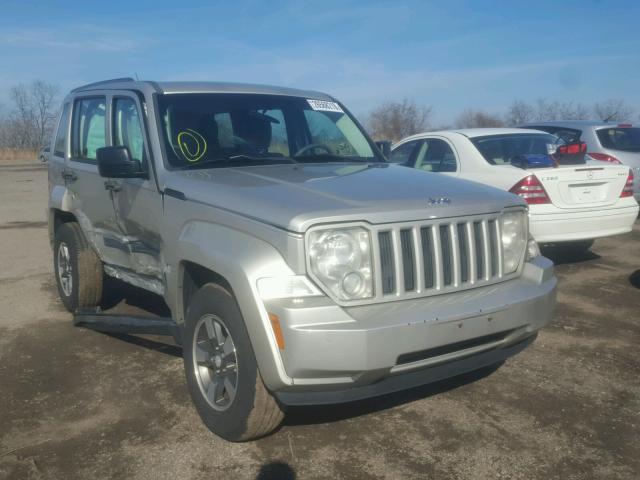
[1,163,639,480]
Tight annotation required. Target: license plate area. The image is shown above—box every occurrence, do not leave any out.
[567,181,608,203]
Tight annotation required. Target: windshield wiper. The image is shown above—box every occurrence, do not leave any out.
[183,155,296,169]
[227,154,297,164]
[292,153,373,163]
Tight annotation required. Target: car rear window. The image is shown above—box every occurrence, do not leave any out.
[596,127,640,152]
[471,133,561,167]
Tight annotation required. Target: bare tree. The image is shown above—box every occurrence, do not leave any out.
[593,99,634,122]
[31,80,60,147]
[367,99,432,142]
[505,100,535,125]
[9,85,34,147]
[506,98,592,123]
[455,109,504,128]
[534,99,560,121]
[3,80,60,148]
[558,101,590,120]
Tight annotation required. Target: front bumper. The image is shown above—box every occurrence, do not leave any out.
[263,256,556,404]
[530,203,639,243]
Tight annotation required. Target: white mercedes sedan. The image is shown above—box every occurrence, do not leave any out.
[390,128,638,249]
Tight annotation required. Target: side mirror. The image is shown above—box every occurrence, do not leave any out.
[96,146,145,178]
[374,140,391,158]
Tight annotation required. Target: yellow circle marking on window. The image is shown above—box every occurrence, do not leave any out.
[177,129,207,162]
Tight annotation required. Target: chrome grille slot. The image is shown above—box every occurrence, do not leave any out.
[439,225,453,286]
[420,227,435,289]
[400,229,415,292]
[473,221,484,280]
[488,219,499,277]
[378,231,395,294]
[369,212,512,303]
[457,223,469,284]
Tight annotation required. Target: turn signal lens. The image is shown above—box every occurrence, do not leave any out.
[509,175,551,205]
[268,313,285,350]
[621,169,634,198]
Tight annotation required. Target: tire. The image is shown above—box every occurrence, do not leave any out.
[564,240,594,252]
[183,283,284,441]
[53,222,103,312]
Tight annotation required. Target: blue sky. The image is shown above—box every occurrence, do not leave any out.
[1,0,639,123]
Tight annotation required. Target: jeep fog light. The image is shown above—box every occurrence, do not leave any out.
[500,210,527,274]
[307,227,373,301]
[257,276,322,300]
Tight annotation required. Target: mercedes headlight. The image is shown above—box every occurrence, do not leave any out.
[307,227,373,301]
[500,210,527,274]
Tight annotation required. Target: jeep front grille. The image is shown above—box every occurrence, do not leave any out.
[372,214,509,302]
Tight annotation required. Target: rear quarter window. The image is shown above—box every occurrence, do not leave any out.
[596,127,640,152]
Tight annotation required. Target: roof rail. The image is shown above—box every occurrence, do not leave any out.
[71,77,135,93]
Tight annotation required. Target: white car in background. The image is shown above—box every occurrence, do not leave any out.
[390,128,638,250]
[519,121,640,204]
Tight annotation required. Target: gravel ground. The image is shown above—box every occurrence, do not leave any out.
[1,163,638,480]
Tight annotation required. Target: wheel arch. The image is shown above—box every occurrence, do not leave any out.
[172,221,296,390]
[48,208,77,246]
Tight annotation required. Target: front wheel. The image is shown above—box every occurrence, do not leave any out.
[53,222,103,312]
[183,283,284,441]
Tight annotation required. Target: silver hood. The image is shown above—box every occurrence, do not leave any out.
[167,163,524,232]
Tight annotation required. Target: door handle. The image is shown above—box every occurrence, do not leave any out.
[104,180,122,192]
[61,169,77,182]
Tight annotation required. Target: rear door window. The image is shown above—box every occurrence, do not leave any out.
[71,97,106,162]
[415,139,458,172]
[53,103,71,157]
[596,127,640,152]
[389,140,419,164]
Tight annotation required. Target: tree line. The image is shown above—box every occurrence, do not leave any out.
[0,79,637,148]
[368,98,638,142]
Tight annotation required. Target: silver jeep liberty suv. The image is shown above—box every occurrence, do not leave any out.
[48,78,556,441]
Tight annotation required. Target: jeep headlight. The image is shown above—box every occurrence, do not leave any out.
[500,210,527,274]
[307,227,373,301]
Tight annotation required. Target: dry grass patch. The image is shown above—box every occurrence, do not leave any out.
[0,148,39,164]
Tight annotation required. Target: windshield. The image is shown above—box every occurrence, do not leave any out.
[471,133,563,165]
[157,93,380,169]
[596,127,640,153]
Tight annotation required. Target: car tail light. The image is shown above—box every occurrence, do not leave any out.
[556,142,587,155]
[588,152,622,164]
[509,175,551,204]
[617,124,632,128]
[621,169,634,198]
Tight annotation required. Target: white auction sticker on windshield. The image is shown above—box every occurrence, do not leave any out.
[307,99,344,113]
